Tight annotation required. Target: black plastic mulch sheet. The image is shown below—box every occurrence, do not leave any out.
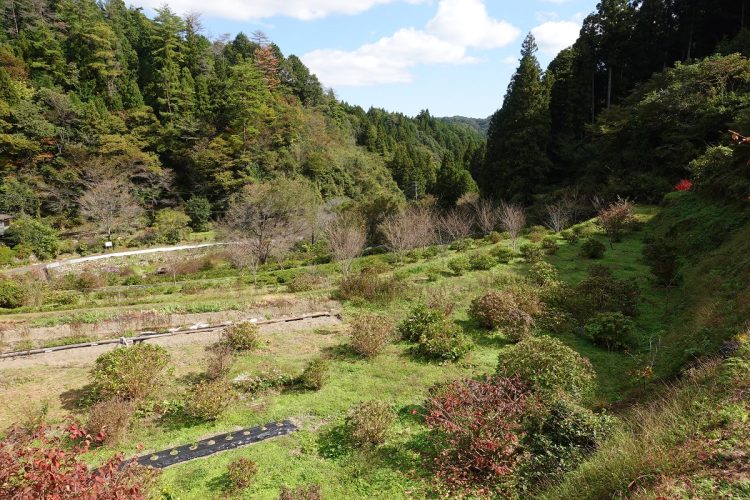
[135,420,297,468]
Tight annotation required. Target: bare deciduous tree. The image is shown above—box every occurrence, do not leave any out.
[472,197,501,236]
[325,213,367,275]
[439,207,474,243]
[544,199,574,233]
[79,178,143,240]
[225,239,262,285]
[379,206,436,261]
[499,203,526,251]
[222,179,319,265]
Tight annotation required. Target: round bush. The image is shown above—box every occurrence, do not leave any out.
[185,379,235,421]
[469,253,496,271]
[349,313,395,358]
[4,216,59,260]
[491,246,515,263]
[299,358,329,390]
[486,231,503,244]
[469,289,542,342]
[223,322,261,351]
[542,236,560,255]
[580,238,606,259]
[584,312,637,351]
[416,320,473,361]
[288,273,326,293]
[227,457,258,491]
[528,261,559,287]
[92,344,171,401]
[561,229,579,244]
[519,243,543,263]
[496,336,596,402]
[86,397,135,446]
[399,304,445,343]
[0,279,25,309]
[447,256,470,276]
[450,238,475,251]
[345,400,395,447]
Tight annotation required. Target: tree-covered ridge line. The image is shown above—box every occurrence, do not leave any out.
[0,0,483,236]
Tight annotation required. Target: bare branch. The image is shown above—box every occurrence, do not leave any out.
[499,203,526,251]
[325,213,367,275]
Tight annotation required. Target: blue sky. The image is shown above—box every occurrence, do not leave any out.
[129,0,598,118]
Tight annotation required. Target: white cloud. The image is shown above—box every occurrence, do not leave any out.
[303,0,518,87]
[531,20,581,54]
[303,29,474,86]
[426,0,520,50]
[502,56,518,65]
[129,0,423,21]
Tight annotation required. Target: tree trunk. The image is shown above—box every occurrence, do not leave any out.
[607,66,612,108]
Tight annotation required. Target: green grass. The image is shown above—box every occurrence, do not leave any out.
[11,203,745,498]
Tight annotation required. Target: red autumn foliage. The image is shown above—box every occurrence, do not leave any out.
[675,179,693,191]
[0,422,158,499]
[424,376,536,496]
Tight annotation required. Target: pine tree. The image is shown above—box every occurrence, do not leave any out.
[482,34,551,203]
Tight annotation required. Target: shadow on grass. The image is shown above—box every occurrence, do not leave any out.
[60,383,97,412]
[455,318,511,349]
[320,343,361,362]
[205,472,232,493]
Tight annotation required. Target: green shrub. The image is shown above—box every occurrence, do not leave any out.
[153,208,192,244]
[349,313,395,358]
[345,400,395,447]
[185,196,212,232]
[416,320,473,361]
[469,289,542,342]
[642,238,681,287]
[399,304,445,343]
[542,236,560,255]
[185,378,235,421]
[580,238,606,259]
[0,245,14,265]
[519,242,543,263]
[450,238,475,251]
[469,252,496,271]
[12,243,32,259]
[491,245,515,263]
[337,269,406,303]
[565,268,640,321]
[299,358,329,390]
[4,216,59,260]
[521,398,613,487]
[92,344,171,401]
[527,225,550,243]
[223,322,261,351]
[0,279,25,308]
[528,261,559,287]
[287,272,327,293]
[561,229,579,244]
[497,336,596,402]
[227,457,258,491]
[447,256,470,276]
[584,312,637,351]
[487,231,503,244]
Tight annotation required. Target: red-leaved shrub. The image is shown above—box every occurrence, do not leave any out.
[674,179,693,191]
[0,423,158,499]
[424,376,536,496]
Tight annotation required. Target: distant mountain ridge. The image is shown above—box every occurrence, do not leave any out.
[439,116,491,136]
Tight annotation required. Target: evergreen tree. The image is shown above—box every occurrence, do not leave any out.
[483,34,551,203]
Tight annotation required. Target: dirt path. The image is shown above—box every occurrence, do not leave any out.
[4,243,223,276]
[0,315,341,369]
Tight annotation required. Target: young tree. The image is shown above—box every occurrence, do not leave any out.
[325,213,367,275]
[499,203,526,251]
[379,206,435,261]
[472,197,501,236]
[78,178,143,240]
[597,197,634,246]
[439,207,474,243]
[545,198,574,232]
[225,239,262,285]
[222,178,319,264]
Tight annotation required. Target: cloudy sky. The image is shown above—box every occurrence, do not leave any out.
[129,0,597,118]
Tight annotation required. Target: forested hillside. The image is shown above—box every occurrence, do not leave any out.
[482,0,750,204]
[0,0,482,235]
